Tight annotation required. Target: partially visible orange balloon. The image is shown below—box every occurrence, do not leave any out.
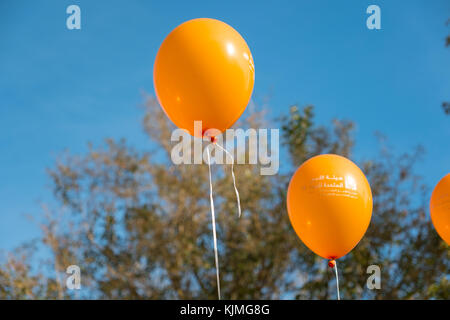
[430,173,450,245]
[287,154,373,259]
[153,18,255,138]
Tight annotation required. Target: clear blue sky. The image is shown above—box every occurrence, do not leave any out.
[1,0,449,251]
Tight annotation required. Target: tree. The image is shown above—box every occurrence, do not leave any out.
[0,97,448,299]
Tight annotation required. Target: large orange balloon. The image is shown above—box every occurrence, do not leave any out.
[430,173,450,245]
[153,18,255,137]
[287,154,373,259]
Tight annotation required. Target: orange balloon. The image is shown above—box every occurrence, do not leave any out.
[430,173,450,245]
[153,18,255,138]
[287,154,373,259]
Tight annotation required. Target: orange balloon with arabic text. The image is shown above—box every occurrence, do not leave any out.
[287,154,373,259]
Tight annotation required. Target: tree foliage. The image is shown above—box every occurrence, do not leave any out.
[0,98,448,299]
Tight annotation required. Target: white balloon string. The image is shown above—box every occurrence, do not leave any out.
[214,143,242,218]
[334,260,340,300]
[206,145,221,300]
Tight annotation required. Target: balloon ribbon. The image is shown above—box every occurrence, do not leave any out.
[329,259,340,300]
[206,145,221,300]
[214,143,241,217]
[205,142,242,300]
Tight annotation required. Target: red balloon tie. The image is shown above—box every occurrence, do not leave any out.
[328,259,336,268]
[328,259,340,300]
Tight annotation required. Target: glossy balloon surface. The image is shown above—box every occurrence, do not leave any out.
[154,18,255,137]
[287,154,373,259]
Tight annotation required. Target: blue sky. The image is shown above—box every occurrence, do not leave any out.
[0,0,449,251]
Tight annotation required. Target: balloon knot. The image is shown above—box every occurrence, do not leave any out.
[328,260,336,268]
[202,130,217,144]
